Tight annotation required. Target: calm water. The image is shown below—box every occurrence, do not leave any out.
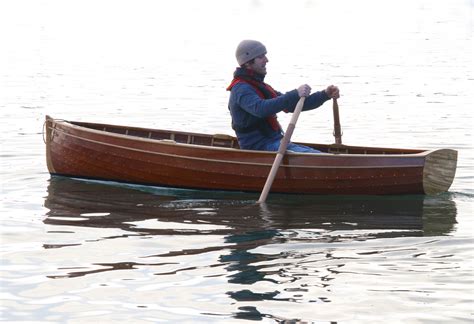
[1,0,473,322]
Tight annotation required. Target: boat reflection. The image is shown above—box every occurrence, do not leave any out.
[43,176,458,320]
[44,176,457,237]
[44,177,456,321]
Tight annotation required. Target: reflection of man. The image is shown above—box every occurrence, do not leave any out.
[221,229,280,320]
[227,39,340,152]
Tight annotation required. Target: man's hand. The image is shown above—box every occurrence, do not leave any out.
[297,84,311,97]
[325,85,340,99]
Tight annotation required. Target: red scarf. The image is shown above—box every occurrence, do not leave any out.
[227,70,282,132]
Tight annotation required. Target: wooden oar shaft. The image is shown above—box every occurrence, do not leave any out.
[258,97,306,203]
[332,98,342,145]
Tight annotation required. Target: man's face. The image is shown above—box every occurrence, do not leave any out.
[247,54,268,75]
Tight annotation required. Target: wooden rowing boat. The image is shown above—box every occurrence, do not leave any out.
[44,115,457,195]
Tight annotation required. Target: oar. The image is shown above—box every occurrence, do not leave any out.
[257,97,306,204]
[332,98,342,145]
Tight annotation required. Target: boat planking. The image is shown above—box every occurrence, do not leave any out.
[44,115,457,195]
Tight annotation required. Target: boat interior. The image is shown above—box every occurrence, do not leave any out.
[69,120,425,155]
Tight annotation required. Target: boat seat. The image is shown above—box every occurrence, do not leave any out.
[212,134,238,149]
[157,139,177,144]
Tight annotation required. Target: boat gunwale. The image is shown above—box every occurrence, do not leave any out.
[48,117,432,160]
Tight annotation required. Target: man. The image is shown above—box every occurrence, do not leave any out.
[227,40,340,152]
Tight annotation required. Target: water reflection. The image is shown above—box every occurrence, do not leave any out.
[43,176,457,320]
[44,176,457,237]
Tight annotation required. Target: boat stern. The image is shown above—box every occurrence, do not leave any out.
[44,115,57,174]
[423,149,457,195]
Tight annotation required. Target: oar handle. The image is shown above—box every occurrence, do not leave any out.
[258,97,306,203]
[332,98,342,145]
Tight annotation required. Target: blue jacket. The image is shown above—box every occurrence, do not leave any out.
[228,79,330,150]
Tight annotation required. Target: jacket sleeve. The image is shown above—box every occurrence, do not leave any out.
[233,83,300,118]
[285,90,331,112]
[234,83,330,117]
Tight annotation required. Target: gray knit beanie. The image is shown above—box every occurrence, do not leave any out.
[235,40,267,66]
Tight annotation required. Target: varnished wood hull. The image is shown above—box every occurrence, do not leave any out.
[44,116,457,195]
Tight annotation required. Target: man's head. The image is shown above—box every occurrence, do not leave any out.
[235,40,268,75]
